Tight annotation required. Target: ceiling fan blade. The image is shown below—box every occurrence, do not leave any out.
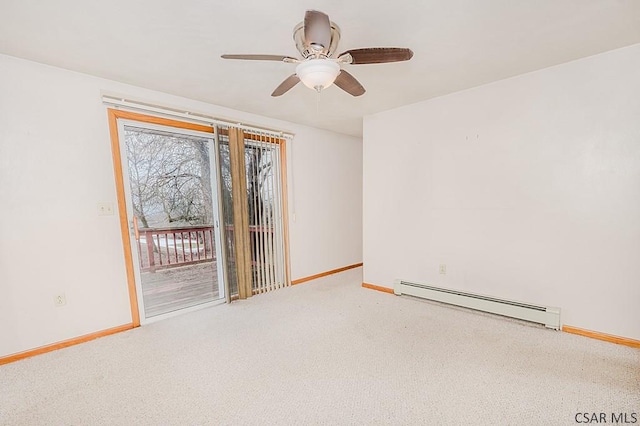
[334,70,365,97]
[338,48,414,64]
[221,54,297,62]
[271,74,300,97]
[304,10,331,51]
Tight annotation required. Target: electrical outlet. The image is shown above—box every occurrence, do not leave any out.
[97,202,114,216]
[54,293,67,307]
[439,264,447,275]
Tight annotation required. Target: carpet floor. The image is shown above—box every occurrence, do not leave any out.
[1,267,638,425]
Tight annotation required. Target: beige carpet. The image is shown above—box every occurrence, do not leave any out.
[1,267,638,425]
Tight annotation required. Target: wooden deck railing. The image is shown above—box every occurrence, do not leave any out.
[135,223,274,273]
[137,225,216,272]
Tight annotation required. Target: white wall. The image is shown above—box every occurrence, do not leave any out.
[363,44,640,340]
[0,54,362,358]
[287,125,363,279]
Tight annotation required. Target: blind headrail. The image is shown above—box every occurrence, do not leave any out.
[102,94,294,139]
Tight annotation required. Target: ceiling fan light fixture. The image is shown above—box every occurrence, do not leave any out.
[296,59,340,92]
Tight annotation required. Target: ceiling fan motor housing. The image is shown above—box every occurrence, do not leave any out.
[293,21,341,58]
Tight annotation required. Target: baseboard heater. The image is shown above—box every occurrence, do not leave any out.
[394,280,561,330]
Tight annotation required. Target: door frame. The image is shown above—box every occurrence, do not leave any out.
[107,108,225,325]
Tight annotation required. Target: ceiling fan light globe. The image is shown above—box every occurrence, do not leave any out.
[296,59,340,92]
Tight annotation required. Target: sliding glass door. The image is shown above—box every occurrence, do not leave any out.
[118,120,225,321]
[108,108,291,323]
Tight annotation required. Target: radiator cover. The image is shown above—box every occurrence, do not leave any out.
[394,280,561,330]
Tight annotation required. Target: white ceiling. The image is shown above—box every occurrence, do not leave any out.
[1,1,640,137]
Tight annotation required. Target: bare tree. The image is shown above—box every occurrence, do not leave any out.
[124,127,213,228]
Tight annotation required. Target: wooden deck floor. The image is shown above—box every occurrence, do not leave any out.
[141,261,221,318]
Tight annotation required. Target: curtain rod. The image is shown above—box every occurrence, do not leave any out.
[102,95,294,139]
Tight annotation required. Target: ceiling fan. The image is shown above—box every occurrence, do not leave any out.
[221,10,413,97]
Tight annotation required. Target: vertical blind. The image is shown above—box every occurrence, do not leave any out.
[246,131,288,294]
[216,126,288,299]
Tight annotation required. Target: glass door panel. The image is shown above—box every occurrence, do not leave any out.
[119,121,225,320]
